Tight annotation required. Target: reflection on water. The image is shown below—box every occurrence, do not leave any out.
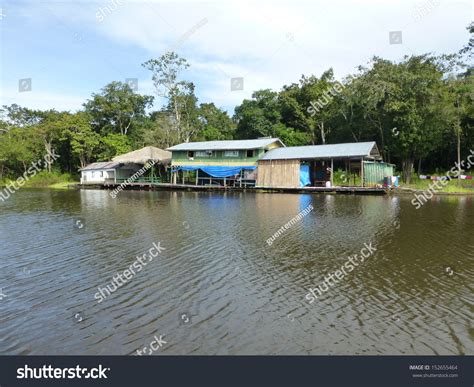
[0,189,472,355]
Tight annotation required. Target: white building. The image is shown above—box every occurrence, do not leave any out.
[79,146,172,185]
[79,162,120,184]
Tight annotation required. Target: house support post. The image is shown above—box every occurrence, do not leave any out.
[361,158,364,187]
[330,158,334,187]
[195,169,199,186]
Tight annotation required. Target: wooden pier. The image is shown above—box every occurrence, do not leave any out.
[82,182,388,195]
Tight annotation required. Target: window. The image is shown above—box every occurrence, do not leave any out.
[196,150,212,157]
[224,150,239,157]
[187,151,194,158]
[246,149,255,158]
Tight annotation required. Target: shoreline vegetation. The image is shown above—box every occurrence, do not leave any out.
[0,171,78,189]
[398,181,474,195]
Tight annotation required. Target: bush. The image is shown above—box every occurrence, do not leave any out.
[26,171,74,187]
[0,171,75,188]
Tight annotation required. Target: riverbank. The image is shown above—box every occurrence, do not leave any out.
[398,178,474,195]
[0,172,78,189]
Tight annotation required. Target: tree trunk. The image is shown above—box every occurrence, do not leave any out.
[457,128,461,174]
[320,121,326,144]
[456,100,462,174]
[402,157,414,184]
[378,123,385,160]
[417,158,422,175]
[172,94,182,141]
[44,141,52,173]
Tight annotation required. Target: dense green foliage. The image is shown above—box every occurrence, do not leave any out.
[0,24,472,183]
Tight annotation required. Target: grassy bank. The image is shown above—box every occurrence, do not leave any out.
[399,176,474,194]
[333,169,473,194]
[0,171,79,189]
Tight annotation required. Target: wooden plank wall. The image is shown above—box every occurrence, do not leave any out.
[257,159,300,188]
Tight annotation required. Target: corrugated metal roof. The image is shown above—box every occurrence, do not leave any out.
[79,162,121,171]
[260,142,379,160]
[167,138,284,151]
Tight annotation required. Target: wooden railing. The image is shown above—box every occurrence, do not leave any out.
[115,177,163,184]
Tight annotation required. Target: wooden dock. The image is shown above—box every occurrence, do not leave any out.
[82,182,388,195]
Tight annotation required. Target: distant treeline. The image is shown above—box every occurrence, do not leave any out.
[1,23,472,182]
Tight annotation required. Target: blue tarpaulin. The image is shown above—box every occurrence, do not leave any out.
[176,165,256,178]
[300,164,311,187]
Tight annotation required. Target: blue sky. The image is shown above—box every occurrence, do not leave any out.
[0,0,472,115]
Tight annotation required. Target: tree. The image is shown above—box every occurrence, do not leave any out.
[195,103,235,141]
[443,72,474,172]
[62,112,100,169]
[143,111,180,148]
[0,105,45,178]
[35,110,72,173]
[84,81,153,137]
[99,133,132,161]
[0,125,42,177]
[459,22,473,60]
[171,82,199,142]
[353,56,450,183]
[272,123,310,146]
[329,74,373,147]
[278,70,347,145]
[234,89,282,139]
[143,52,198,142]
[234,89,310,145]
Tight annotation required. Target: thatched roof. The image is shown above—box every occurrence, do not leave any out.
[113,146,171,165]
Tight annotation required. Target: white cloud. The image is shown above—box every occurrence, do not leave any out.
[3,0,472,112]
[0,88,87,112]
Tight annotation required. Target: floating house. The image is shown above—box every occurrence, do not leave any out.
[167,138,284,186]
[79,161,123,185]
[80,146,171,185]
[257,141,394,188]
[80,140,393,192]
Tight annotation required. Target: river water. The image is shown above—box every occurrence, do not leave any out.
[0,189,472,355]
